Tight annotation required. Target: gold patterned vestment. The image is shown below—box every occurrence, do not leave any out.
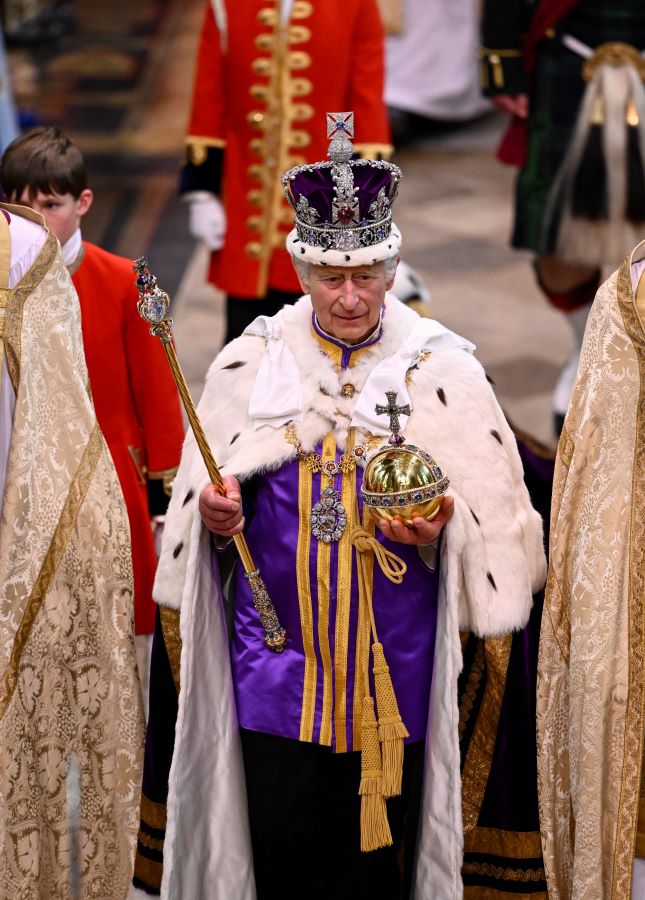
[0,211,145,899]
[537,242,645,899]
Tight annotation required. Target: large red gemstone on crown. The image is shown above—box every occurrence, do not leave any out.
[337,204,355,225]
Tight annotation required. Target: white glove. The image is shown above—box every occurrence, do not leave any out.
[186,191,227,250]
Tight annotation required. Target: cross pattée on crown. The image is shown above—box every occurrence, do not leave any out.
[327,111,354,139]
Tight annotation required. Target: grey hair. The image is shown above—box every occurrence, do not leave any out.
[382,256,398,279]
[290,254,398,287]
[291,256,311,287]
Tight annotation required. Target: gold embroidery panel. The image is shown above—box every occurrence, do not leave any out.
[333,432,356,754]
[611,261,645,898]
[159,606,181,695]
[461,635,513,833]
[297,457,317,743]
[316,434,336,746]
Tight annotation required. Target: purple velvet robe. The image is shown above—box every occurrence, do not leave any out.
[230,321,440,752]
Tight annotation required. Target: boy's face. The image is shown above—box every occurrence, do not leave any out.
[15,187,93,246]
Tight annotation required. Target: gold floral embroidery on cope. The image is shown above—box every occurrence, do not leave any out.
[612,261,645,898]
[0,242,143,897]
[0,426,102,719]
[4,232,58,391]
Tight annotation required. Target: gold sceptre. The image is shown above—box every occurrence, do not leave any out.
[132,257,287,652]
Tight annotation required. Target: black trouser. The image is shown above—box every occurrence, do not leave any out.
[240,729,425,900]
[225,290,301,344]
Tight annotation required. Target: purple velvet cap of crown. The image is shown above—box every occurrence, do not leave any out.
[287,163,396,226]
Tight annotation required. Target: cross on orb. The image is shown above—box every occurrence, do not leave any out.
[375,391,410,444]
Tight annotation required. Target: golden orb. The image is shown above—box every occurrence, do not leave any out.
[362,443,449,527]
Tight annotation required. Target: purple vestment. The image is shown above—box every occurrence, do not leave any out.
[230,321,439,752]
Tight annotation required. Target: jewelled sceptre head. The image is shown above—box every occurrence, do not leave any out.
[361,391,449,526]
[132,257,287,653]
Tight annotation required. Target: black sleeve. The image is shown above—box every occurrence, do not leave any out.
[480,0,537,95]
[179,145,225,196]
[132,608,180,895]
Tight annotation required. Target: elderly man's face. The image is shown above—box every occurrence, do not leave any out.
[302,261,396,345]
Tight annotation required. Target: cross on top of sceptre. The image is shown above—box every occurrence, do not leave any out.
[375,390,410,444]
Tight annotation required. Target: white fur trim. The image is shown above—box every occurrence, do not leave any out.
[286,223,402,267]
[155,293,544,634]
[245,311,303,429]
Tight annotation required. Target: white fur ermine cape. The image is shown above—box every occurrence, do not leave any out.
[149,296,546,900]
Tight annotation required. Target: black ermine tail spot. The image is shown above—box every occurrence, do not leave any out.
[437,388,447,406]
[491,430,503,445]
[487,571,497,591]
[173,542,184,559]
[230,432,241,445]
[222,360,245,370]
[182,489,194,507]
[486,373,495,385]
[470,508,480,526]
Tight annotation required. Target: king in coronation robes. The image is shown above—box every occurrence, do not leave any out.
[132,114,546,899]
[0,205,145,899]
[538,243,645,899]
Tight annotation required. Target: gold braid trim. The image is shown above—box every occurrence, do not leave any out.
[464,889,547,900]
[461,635,513,833]
[354,142,394,161]
[148,465,179,498]
[558,423,575,469]
[0,425,103,720]
[316,432,337,746]
[333,431,357,753]
[462,861,545,883]
[297,457,317,743]
[159,606,181,695]
[464,825,543,859]
[545,561,571,666]
[138,831,165,852]
[185,135,226,166]
[4,231,58,392]
[133,854,163,891]
[611,260,645,897]
[140,792,168,830]
[458,639,486,739]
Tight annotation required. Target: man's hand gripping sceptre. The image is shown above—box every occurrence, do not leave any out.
[132,257,287,652]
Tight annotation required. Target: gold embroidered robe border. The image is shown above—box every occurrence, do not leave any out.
[537,246,645,900]
[0,230,145,899]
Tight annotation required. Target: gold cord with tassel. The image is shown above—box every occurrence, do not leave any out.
[358,694,392,851]
[371,642,409,798]
[352,521,409,849]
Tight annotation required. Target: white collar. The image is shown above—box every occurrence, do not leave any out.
[244,297,475,432]
[61,227,82,268]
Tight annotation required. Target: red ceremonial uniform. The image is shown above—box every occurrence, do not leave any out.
[184,0,392,299]
[71,242,185,635]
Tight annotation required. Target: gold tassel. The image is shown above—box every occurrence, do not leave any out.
[372,642,409,798]
[490,53,504,90]
[359,695,392,852]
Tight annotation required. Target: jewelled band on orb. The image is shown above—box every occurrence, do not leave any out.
[361,477,450,510]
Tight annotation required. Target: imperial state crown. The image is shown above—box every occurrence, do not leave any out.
[282,111,402,266]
